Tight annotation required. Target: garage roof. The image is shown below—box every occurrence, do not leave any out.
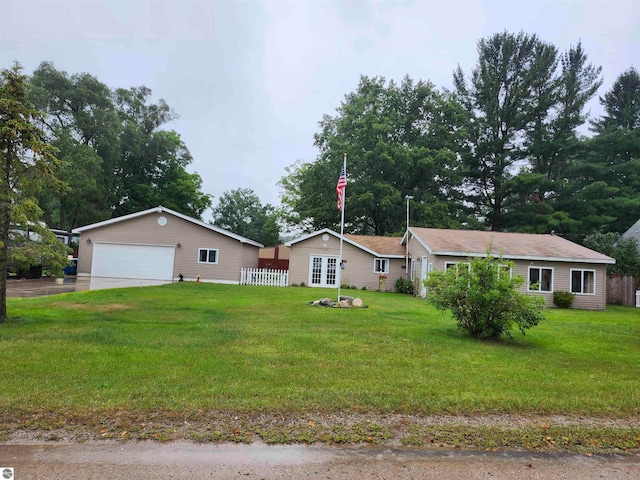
[72,205,264,247]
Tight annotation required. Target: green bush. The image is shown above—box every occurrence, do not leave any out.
[424,254,546,339]
[395,278,414,295]
[553,290,575,308]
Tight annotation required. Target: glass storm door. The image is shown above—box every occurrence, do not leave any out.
[309,255,338,287]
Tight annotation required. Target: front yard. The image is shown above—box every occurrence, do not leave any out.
[0,283,638,452]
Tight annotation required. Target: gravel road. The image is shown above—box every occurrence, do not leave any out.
[2,441,639,480]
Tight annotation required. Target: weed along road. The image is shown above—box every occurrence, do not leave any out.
[2,441,640,479]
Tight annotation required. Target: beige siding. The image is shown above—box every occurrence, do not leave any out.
[76,212,259,283]
[413,252,609,311]
[289,235,404,291]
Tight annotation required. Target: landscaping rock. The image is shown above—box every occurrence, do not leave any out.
[338,300,351,308]
[352,298,363,307]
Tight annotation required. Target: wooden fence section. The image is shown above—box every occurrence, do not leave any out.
[240,268,289,287]
[607,274,638,306]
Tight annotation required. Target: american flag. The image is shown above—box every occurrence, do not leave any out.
[336,167,347,210]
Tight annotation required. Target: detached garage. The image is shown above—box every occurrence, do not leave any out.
[73,206,263,283]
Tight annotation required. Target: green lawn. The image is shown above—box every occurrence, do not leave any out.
[1,283,639,451]
[1,282,638,416]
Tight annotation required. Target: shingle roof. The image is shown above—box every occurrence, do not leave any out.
[344,234,406,256]
[622,219,640,242]
[409,227,615,264]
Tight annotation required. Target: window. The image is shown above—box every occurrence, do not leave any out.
[445,262,470,273]
[571,269,595,294]
[497,264,512,279]
[198,248,218,264]
[528,267,553,292]
[374,258,389,274]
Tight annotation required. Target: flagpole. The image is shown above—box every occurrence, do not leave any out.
[337,152,346,305]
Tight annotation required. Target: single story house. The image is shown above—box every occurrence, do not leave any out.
[404,227,615,310]
[72,206,263,283]
[285,228,406,291]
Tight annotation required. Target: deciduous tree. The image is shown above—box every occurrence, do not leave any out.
[281,75,471,235]
[212,188,280,246]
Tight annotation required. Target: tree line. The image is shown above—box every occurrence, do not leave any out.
[279,31,640,244]
[28,61,212,231]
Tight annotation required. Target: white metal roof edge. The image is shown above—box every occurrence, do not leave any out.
[72,205,264,248]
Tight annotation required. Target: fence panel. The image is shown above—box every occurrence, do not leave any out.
[240,268,289,287]
[607,274,638,306]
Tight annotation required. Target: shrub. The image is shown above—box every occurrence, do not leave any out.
[395,278,414,295]
[424,254,546,339]
[553,290,575,308]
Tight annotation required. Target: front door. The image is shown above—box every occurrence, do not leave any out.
[309,255,338,287]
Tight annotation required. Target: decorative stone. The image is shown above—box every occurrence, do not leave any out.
[352,298,364,308]
[338,300,351,308]
[319,298,334,306]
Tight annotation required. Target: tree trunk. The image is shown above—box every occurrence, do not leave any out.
[0,169,10,323]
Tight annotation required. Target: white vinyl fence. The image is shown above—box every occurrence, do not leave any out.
[240,268,289,287]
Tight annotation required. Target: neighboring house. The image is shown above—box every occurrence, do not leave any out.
[405,227,615,311]
[72,206,263,283]
[622,219,640,250]
[286,228,406,291]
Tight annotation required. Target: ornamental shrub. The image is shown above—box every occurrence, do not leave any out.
[553,290,575,308]
[423,253,546,339]
[395,278,414,295]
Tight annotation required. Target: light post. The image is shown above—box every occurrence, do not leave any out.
[404,195,414,279]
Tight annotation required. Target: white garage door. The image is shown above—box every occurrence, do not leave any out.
[91,243,175,280]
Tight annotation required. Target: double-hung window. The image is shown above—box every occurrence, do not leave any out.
[528,267,553,292]
[374,258,389,274]
[571,269,595,294]
[198,248,218,264]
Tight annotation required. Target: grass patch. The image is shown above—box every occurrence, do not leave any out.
[1,283,639,451]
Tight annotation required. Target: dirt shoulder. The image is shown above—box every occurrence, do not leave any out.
[2,410,639,455]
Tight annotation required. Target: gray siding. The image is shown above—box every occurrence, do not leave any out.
[76,212,259,283]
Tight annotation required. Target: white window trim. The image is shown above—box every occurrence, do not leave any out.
[570,268,596,295]
[528,266,554,292]
[444,261,470,273]
[497,264,512,279]
[198,248,219,264]
[374,258,390,274]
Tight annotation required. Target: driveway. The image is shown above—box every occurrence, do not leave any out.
[6,277,171,297]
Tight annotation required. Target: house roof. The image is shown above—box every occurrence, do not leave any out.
[344,234,406,256]
[72,205,264,248]
[622,219,640,242]
[408,227,615,265]
[285,228,405,258]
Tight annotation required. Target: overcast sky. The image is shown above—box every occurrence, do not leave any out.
[2,0,639,218]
